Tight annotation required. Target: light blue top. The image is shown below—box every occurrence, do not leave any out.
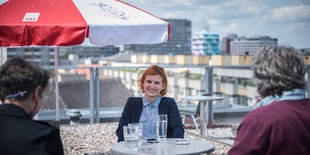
[139,95,161,139]
[258,89,306,107]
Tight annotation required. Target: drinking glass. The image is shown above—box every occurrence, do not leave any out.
[128,123,143,149]
[156,114,167,140]
[123,125,139,151]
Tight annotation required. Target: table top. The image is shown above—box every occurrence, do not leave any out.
[110,138,214,155]
[180,95,224,102]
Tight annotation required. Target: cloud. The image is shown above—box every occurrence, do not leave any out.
[136,0,268,34]
[198,0,267,19]
[282,22,310,33]
[0,0,8,5]
[125,0,267,19]
[209,19,251,37]
[269,4,310,22]
[209,19,219,25]
[121,0,310,48]
[224,23,241,33]
[293,0,310,5]
[162,12,179,19]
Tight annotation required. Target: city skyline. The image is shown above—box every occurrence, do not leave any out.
[122,0,310,49]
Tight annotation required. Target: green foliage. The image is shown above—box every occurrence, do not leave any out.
[119,69,137,72]
[60,53,69,59]
[189,74,201,80]
[240,79,256,87]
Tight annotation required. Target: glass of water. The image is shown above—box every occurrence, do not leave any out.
[156,114,167,140]
[128,123,143,149]
[123,125,139,151]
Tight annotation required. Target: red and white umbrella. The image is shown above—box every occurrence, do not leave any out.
[0,0,170,126]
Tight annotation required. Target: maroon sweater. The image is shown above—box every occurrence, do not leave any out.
[228,99,310,155]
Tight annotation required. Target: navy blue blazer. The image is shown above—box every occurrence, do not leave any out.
[116,97,184,142]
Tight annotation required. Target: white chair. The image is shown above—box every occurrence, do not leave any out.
[177,94,210,136]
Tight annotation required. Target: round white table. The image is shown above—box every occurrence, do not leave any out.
[110,138,214,155]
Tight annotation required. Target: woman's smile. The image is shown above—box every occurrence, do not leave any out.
[143,75,165,103]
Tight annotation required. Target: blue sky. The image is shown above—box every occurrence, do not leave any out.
[122,0,310,49]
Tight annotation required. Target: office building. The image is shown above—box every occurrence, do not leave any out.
[299,48,310,55]
[230,36,277,55]
[124,18,191,55]
[220,33,238,55]
[1,45,119,66]
[192,28,220,55]
[59,45,119,58]
[4,47,55,66]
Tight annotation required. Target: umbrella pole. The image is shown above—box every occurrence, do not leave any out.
[54,47,60,129]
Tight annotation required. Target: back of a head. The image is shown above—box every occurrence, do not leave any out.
[0,57,51,102]
[252,46,306,97]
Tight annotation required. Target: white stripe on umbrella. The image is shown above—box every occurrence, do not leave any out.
[73,0,169,45]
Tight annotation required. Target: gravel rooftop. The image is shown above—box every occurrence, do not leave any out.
[60,123,233,155]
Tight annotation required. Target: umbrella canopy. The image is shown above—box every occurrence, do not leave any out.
[0,0,170,46]
[0,0,170,126]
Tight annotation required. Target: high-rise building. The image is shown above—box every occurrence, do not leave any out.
[220,33,238,55]
[124,18,191,55]
[192,28,220,55]
[230,36,277,55]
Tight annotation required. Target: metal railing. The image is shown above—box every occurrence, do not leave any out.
[39,65,310,127]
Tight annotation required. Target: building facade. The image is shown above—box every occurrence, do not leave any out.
[192,28,219,55]
[1,45,119,66]
[4,47,55,66]
[230,36,278,55]
[299,48,310,55]
[59,45,119,58]
[124,18,191,55]
[0,48,7,65]
[220,33,238,55]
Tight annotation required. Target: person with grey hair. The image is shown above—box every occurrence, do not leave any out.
[0,57,64,154]
[228,46,310,155]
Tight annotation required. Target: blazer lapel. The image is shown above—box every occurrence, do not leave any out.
[158,98,168,114]
[133,98,143,123]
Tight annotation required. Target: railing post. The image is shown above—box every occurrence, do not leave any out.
[205,66,213,95]
[185,70,190,96]
[95,67,100,123]
[308,66,310,98]
[89,67,95,124]
[205,66,214,127]
[66,110,81,125]
[54,47,60,129]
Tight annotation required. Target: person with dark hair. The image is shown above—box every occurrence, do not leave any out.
[116,65,184,142]
[228,46,310,155]
[0,57,64,154]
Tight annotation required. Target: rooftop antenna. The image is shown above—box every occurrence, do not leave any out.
[202,18,210,32]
